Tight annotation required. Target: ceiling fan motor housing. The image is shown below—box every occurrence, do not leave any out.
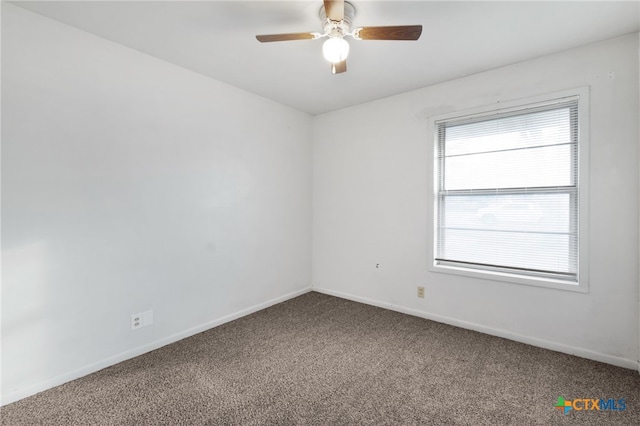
[320,1,355,37]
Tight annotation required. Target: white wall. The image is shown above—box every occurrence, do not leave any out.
[1,4,312,404]
[313,34,640,368]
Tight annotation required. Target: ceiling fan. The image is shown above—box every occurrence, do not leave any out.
[256,0,422,74]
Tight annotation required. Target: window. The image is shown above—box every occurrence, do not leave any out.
[431,90,588,290]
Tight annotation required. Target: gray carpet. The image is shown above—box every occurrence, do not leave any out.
[2,292,639,425]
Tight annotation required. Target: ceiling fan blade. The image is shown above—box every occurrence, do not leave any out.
[256,32,317,42]
[331,60,347,74]
[324,0,344,21]
[356,25,423,41]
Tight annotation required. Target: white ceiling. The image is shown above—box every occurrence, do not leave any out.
[9,1,640,115]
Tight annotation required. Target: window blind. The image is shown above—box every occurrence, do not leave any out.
[435,98,579,281]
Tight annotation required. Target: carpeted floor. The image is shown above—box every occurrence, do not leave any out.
[1,291,639,425]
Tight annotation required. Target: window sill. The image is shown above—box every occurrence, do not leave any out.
[429,263,588,293]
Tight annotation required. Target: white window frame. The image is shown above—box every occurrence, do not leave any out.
[428,88,590,293]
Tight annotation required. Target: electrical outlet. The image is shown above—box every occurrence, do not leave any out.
[131,313,143,330]
[417,286,425,298]
[131,309,154,330]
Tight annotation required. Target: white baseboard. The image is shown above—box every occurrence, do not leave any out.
[312,286,638,371]
[1,286,312,406]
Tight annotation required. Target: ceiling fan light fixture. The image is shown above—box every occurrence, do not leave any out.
[256,1,422,74]
[322,37,349,63]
